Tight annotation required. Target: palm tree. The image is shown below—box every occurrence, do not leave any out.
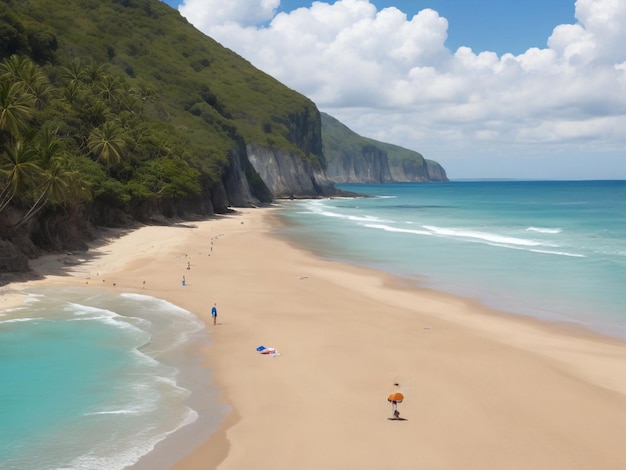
[61,79,81,106]
[118,91,142,114]
[26,75,51,110]
[87,120,127,166]
[16,158,89,226]
[0,138,41,212]
[83,60,106,85]
[0,80,35,137]
[37,128,63,165]
[60,59,86,86]
[82,96,109,127]
[0,55,31,83]
[15,132,91,226]
[97,74,122,103]
[17,157,68,225]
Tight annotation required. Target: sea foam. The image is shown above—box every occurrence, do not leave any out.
[0,287,223,470]
[280,180,626,339]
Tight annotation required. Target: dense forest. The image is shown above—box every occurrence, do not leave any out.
[0,0,329,263]
[1,54,204,226]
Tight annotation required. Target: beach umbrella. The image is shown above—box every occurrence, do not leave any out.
[388,391,404,419]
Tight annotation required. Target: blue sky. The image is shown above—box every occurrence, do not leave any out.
[162,0,576,56]
[158,1,626,180]
[289,1,577,55]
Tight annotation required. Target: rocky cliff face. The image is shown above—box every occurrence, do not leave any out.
[243,104,338,198]
[246,143,336,198]
[321,112,448,184]
[325,144,393,183]
[426,160,448,181]
[387,157,448,182]
[327,148,448,183]
[226,105,339,201]
[387,158,427,182]
[221,146,273,207]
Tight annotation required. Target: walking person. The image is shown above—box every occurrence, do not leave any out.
[211,303,217,325]
[387,384,404,420]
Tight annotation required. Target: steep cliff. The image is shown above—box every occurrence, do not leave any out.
[425,160,448,181]
[247,144,336,198]
[321,113,448,183]
[326,143,393,183]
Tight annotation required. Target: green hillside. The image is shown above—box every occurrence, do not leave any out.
[322,112,424,164]
[2,0,321,157]
[321,112,447,182]
[0,0,323,236]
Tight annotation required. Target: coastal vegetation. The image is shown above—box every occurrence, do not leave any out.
[0,0,323,258]
[322,112,428,169]
[0,54,200,226]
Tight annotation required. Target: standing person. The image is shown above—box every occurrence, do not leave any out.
[211,303,217,325]
[388,384,404,419]
[391,400,400,419]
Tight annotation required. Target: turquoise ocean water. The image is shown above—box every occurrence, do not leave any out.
[0,286,227,470]
[277,180,626,339]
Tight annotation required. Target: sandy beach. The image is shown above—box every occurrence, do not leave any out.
[5,207,626,470]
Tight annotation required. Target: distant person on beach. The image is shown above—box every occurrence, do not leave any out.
[391,401,400,419]
[388,384,403,419]
[211,303,217,325]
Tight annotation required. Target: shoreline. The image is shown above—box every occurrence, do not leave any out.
[4,207,626,469]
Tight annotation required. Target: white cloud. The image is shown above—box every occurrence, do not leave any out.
[176,0,626,179]
[179,0,279,27]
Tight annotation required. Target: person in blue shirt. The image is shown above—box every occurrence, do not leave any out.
[211,303,217,325]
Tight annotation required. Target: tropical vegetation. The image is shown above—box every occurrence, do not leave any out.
[0,54,204,227]
[0,0,322,252]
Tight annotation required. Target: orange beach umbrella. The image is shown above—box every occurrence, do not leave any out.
[387,392,404,403]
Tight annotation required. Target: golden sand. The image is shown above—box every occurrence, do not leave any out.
[9,207,626,470]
